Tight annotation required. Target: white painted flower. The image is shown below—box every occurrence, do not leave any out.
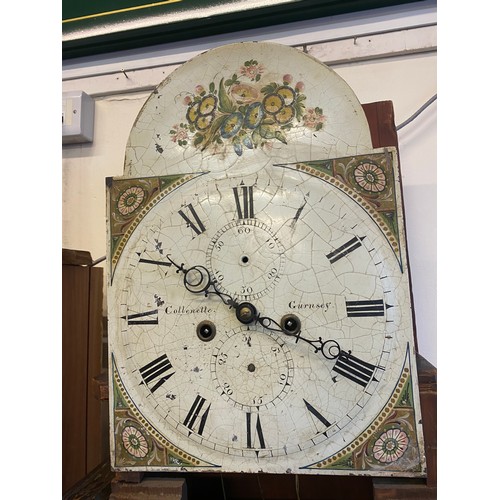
[373,428,409,463]
[117,186,145,216]
[354,162,386,193]
[122,426,149,458]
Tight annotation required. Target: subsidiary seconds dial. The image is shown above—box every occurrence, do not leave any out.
[207,218,285,301]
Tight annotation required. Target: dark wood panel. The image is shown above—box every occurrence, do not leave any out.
[62,248,93,266]
[362,101,399,149]
[62,253,106,494]
[87,267,105,472]
[62,265,90,493]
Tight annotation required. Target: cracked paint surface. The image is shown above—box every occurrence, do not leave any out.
[123,42,372,179]
[107,42,425,476]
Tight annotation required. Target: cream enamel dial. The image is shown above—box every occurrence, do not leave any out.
[108,164,412,471]
[108,41,425,476]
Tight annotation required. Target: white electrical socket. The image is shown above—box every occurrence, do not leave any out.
[62,91,95,144]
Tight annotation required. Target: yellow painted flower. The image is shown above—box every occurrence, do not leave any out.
[263,93,284,114]
[277,86,296,105]
[275,105,295,125]
[199,95,218,115]
[186,102,199,124]
[195,113,214,131]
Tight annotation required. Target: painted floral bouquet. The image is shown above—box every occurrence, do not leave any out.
[170,59,326,156]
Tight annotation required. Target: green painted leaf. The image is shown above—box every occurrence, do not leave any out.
[218,78,235,113]
[275,130,287,144]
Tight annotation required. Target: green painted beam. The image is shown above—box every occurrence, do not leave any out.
[62,0,424,60]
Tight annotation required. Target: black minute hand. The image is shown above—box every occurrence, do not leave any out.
[235,303,343,362]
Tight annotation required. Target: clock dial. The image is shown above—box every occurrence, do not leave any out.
[108,41,425,476]
[108,163,418,471]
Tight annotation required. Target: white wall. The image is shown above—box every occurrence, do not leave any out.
[62,1,437,365]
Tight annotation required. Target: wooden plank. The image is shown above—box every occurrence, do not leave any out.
[87,267,105,472]
[417,353,437,488]
[373,481,436,499]
[62,265,90,493]
[110,477,187,499]
[63,461,113,500]
[362,101,399,149]
[93,372,109,401]
[62,248,93,266]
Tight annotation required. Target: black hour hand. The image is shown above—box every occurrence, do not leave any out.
[166,256,237,309]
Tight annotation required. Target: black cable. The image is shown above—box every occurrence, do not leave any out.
[396,94,437,131]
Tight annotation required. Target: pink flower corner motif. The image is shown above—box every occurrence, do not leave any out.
[354,162,387,193]
[122,426,149,458]
[117,186,145,216]
[372,428,409,464]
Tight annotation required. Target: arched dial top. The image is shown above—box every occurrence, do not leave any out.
[124,42,372,179]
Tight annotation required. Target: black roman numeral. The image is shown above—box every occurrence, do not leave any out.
[178,204,206,235]
[333,351,377,388]
[246,412,266,449]
[122,309,159,325]
[139,354,175,393]
[346,299,385,317]
[304,399,332,435]
[233,185,255,219]
[183,395,211,436]
[138,257,173,268]
[326,236,365,264]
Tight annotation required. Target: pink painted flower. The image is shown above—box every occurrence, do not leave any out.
[373,428,409,463]
[283,74,293,84]
[230,83,259,103]
[170,124,189,144]
[240,61,265,81]
[303,107,326,130]
[183,95,193,106]
[195,85,205,95]
[295,81,305,92]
